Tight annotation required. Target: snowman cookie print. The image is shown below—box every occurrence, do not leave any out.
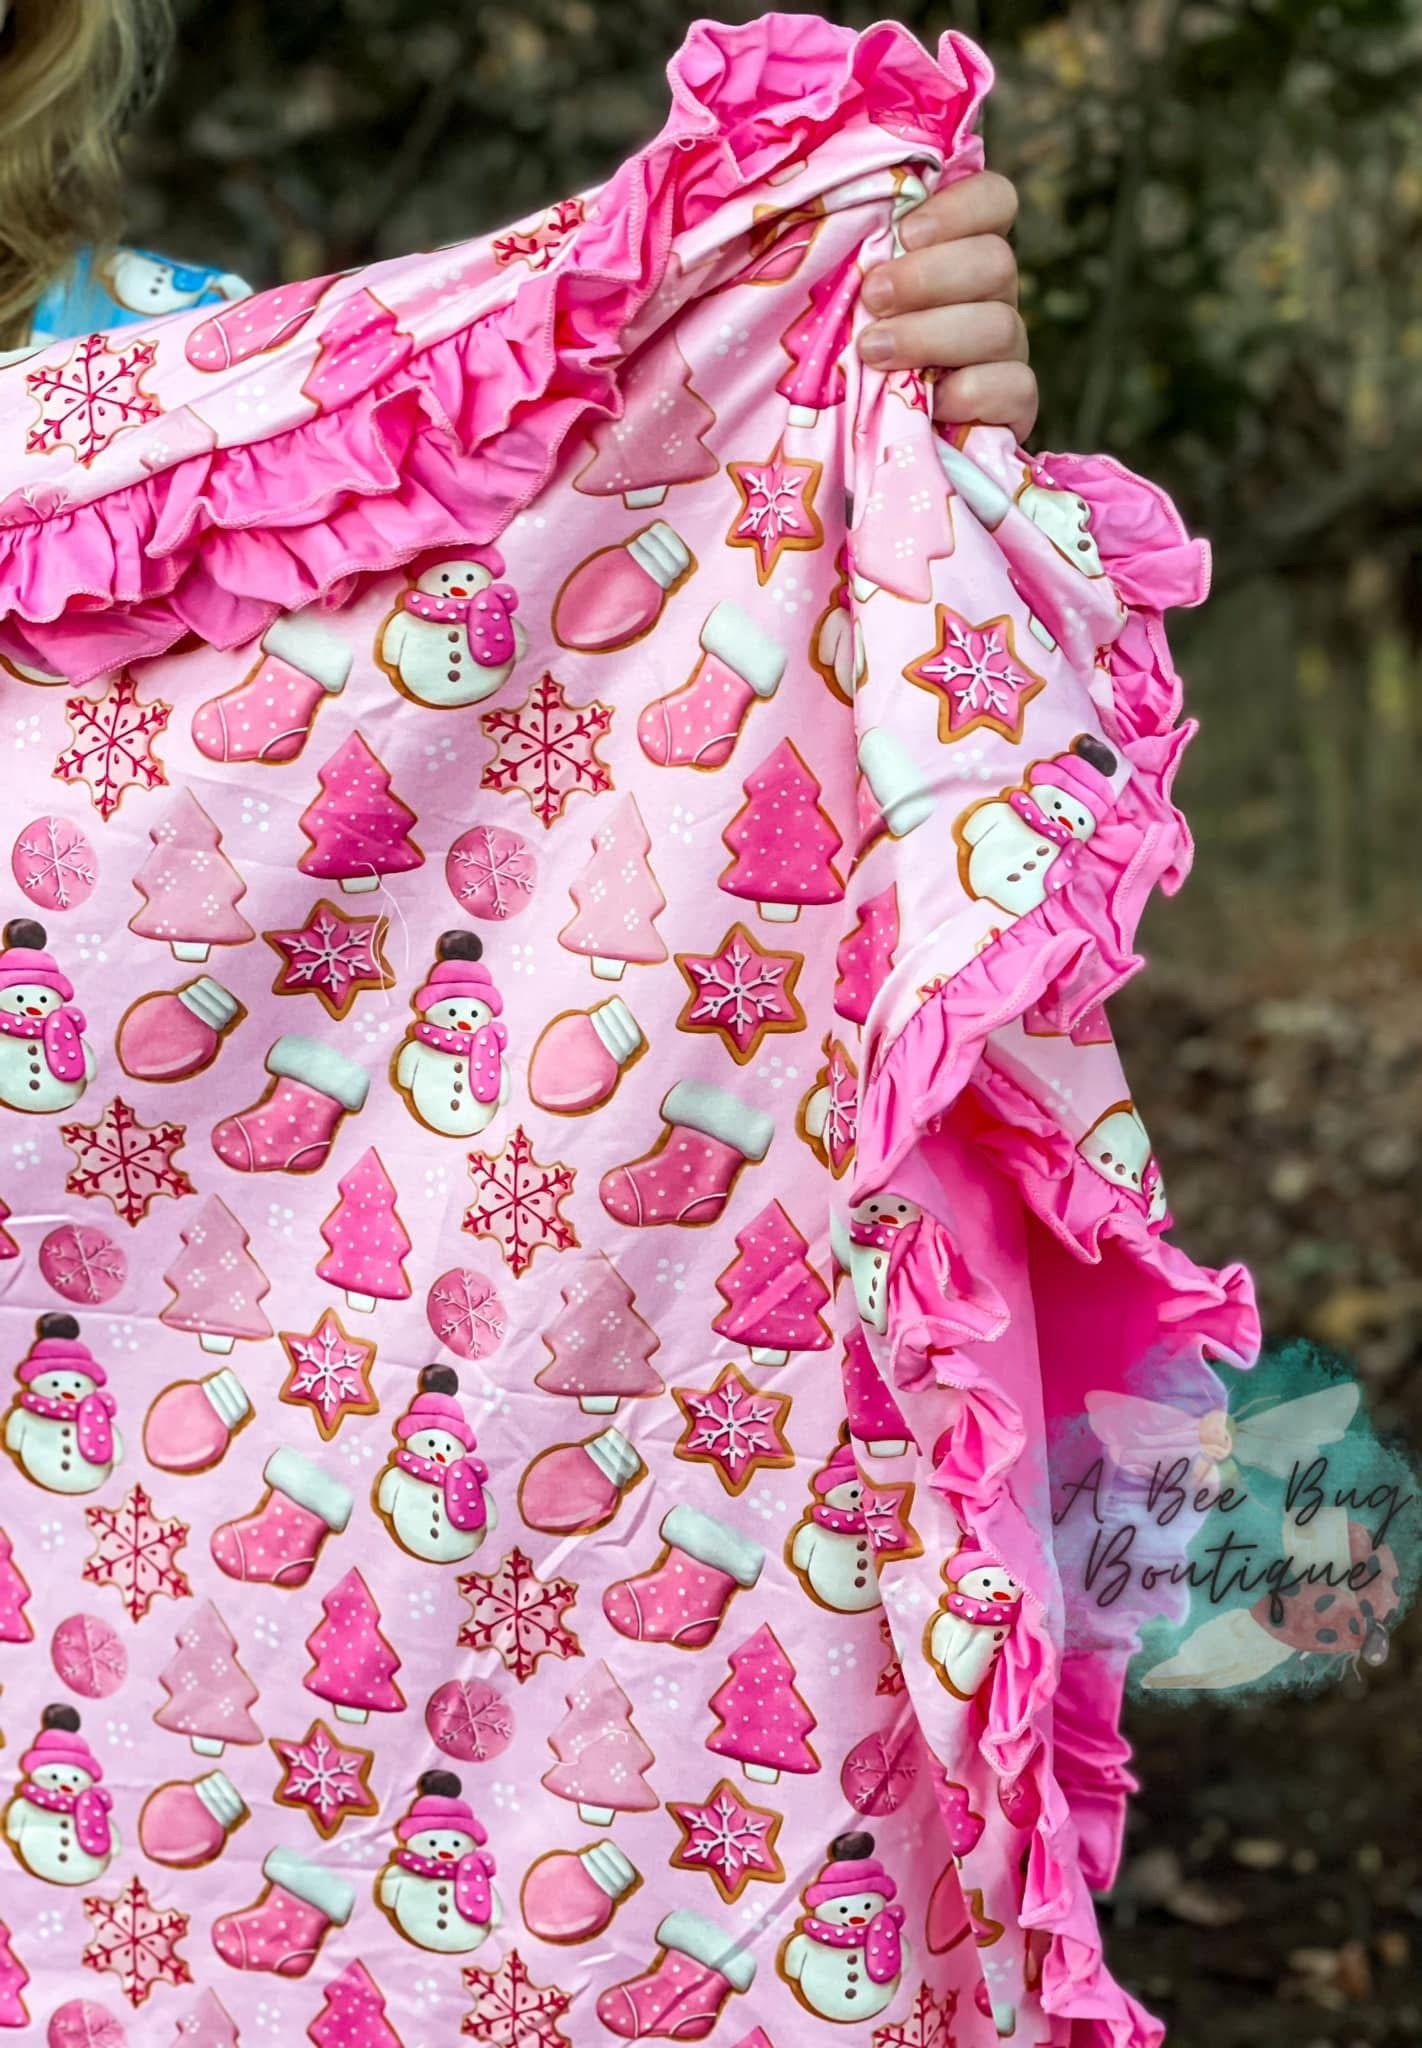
[789,1441,881,1614]
[375,1366,496,1564]
[0,920,96,1113]
[393,931,510,1138]
[377,1770,501,1952]
[953,734,1119,922]
[4,1314,122,1495]
[1078,1099,1168,1223]
[98,249,248,317]
[927,1548,1023,1702]
[781,1831,908,2023]
[5,1706,119,1885]
[378,559,525,708]
[843,1193,924,1335]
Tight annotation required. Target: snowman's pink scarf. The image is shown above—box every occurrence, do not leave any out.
[812,1499,868,1536]
[394,1448,489,1533]
[801,1903,905,1984]
[0,1005,86,1082]
[396,1844,495,1925]
[1006,787,1080,849]
[18,1781,114,1858]
[19,1386,116,1465]
[945,1589,1022,1627]
[404,583,518,665]
[411,1019,506,1103]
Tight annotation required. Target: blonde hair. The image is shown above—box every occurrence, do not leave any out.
[0,0,174,347]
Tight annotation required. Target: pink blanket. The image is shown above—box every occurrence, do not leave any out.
[0,14,1257,2043]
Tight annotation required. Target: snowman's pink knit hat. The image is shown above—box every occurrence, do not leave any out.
[18,1335,106,1388]
[1026,749,1115,821]
[21,1725,102,1780]
[0,940,73,999]
[397,1791,487,1844]
[811,1439,859,1496]
[806,1855,897,1907]
[397,1390,476,1450]
[414,957,502,1018]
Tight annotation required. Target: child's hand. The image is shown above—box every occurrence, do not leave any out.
[857,171,1037,445]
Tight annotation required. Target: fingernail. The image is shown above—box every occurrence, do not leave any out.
[859,327,894,364]
[861,271,894,315]
[898,214,933,250]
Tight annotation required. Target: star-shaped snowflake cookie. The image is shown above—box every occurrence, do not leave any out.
[265,898,394,1018]
[673,1366,793,1496]
[271,1718,377,1838]
[726,444,823,583]
[904,603,1046,745]
[797,1035,858,1178]
[669,1777,784,1902]
[278,1309,378,1438]
[675,923,804,1063]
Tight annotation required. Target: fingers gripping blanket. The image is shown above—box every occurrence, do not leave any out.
[0,15,1258,2045]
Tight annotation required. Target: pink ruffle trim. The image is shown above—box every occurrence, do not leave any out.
[0,14,991,686]
[855,449,1260,2048]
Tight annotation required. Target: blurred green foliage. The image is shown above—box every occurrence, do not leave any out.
[127,1,1422,949]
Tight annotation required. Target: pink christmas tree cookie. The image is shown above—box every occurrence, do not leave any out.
[834,883,899,1027]
[720,741,843,922]
[850,430,956,601]
[128,791,253,962]
[308,1961,402,2048]
[576,327,718,507]
[776,248,862,427]
[298,733,423,895]
[168,1988,240,2043]
[712,1203,830,1367]
[0,1526,33,1642]
[304,1567,404,1722]
[558,797,667,980]
[536,1253,663,1413]
[155,1601,261,1757]
[0,1921,27,2028]
[706,1624,819,1783]
[160,1197,272,1354]
[542,1661,658,1824]
[840,1329,911,1460]
[317,1148,412,1312]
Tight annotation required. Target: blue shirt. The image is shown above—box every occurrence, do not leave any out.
[31,245,250,343]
